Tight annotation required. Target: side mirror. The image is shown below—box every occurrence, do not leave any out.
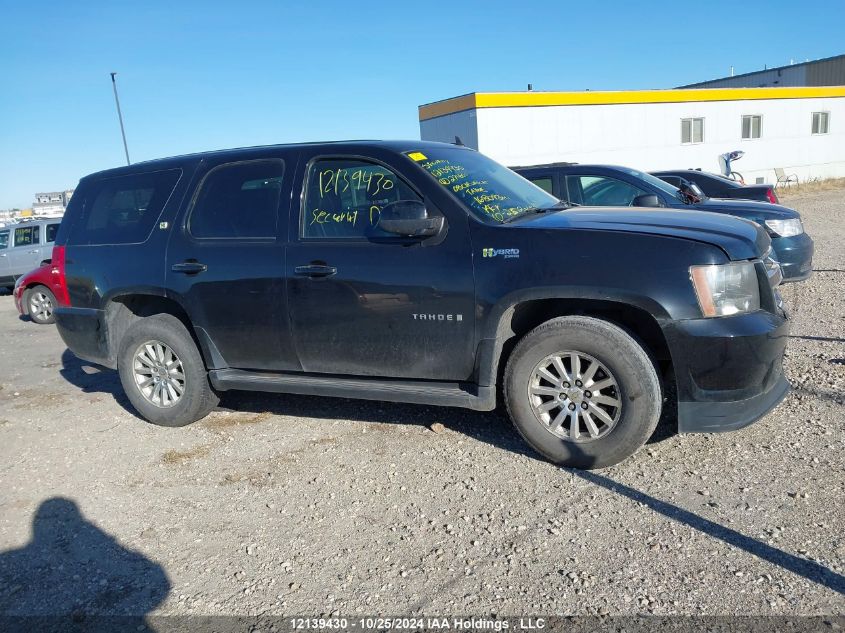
[632,193,661,207]
[378,200,444,237]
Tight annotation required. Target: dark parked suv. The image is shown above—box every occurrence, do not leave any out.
[54,141,789,469]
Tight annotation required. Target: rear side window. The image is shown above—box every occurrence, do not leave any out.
[189,160,284,239]
[14,225,40,247]
[46,223,60,243]
[67,169,181,245]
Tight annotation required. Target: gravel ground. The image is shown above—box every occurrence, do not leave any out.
[0,188,842,619]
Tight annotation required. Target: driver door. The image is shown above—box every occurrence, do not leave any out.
[286,153,476,380]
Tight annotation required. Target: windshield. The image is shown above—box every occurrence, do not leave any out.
[406,147,559,222]
[618,166,687,201]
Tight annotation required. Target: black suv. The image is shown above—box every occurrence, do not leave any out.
[53,141,789,469]
[514,163,813,282]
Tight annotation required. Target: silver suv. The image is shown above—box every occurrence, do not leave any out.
[0,217,62,291]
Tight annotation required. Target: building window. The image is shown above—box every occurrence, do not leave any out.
[812,111,830,135]
[741,115,762,139]
[681,118,704,144]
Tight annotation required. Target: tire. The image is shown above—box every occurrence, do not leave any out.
[24,286,57,324]
[504,316,661,469]
[117,313,219,427]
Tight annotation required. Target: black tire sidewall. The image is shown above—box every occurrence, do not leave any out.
[505,317,662,469]
[117,314,217,427]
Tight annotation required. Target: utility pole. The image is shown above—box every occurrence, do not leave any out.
[110,72,131,165]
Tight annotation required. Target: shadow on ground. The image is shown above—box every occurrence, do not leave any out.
[0,497,169,629]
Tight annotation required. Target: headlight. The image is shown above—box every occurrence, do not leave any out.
[765,218,803,237]
[690,262,760,317]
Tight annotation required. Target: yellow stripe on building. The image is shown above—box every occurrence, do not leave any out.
[418,86,845,121]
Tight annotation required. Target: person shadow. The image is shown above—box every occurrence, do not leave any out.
[0,497,170,632]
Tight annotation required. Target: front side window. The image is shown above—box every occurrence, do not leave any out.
[0,230,8,250]
[189,160,284,239]
[681,118,704,144]
[407,147,558,223]
[568,175,648,207]
[742,115,762,139]
[14,225,40,247]
[302,158,420,239]
[68,169,181,245]
[812,111,830,134]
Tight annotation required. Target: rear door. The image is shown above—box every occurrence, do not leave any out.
[286,151,476,380]
[165,155,298,371]
[8,224,42,276]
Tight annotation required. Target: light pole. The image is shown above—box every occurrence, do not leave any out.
[110,72,131,165]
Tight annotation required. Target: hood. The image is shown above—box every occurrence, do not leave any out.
[524,208,770,260]
[693,197,800,220]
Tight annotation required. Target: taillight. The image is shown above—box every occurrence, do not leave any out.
[50,245,71,306]
[766,188,779,204]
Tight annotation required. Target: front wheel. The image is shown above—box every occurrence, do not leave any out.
[25,286,56,324]
[505,316,662,469]
[117,314,219,427]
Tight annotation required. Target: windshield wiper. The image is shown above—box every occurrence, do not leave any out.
[501,201,571,223]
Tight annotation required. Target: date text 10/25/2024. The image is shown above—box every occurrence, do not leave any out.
[290,617,548,631]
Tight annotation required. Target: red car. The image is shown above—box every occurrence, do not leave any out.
[14,259,62,324]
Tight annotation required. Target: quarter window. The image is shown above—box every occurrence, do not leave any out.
[567,175,647,206]
[189,160,284,239]
[812,111,830,134]
[681,118,704,144]
[302,158,420,239]
[67,169,181,245]
[14,225,40,247]
[46,223,60,243]
[0,230,8,249]
[741,115,762,139]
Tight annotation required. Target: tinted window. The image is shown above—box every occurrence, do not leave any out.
[659,175,681,188]
[302,159,420,239]
[189,160,284,239]
[0,230,8,249]
[68,169,181,245]
[14,225,40,247]
[569,176,647,206]
[529,177,554,194]
[46,223,60,243]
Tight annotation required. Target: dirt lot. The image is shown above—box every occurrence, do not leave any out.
[0,189,843,619]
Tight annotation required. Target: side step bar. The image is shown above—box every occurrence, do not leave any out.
[208,368,497,411]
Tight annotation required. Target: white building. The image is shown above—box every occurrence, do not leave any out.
[32,189,73,216]
[418,86,845,184]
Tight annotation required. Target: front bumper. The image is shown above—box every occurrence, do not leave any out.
[772,233,813,282]
[13,283,25,315]
[663,310,790,433]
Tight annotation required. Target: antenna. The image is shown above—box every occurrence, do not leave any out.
[110,72,131,165]
[454,136,464,146]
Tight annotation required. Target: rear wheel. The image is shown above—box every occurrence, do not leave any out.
[505,316,662,469]
[117,314,219,427]
[25,286,56,324]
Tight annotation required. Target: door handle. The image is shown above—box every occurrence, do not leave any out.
[28,249,40,254]
[171,261,208,274]
[294,264,337,278]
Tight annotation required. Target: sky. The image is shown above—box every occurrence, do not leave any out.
[1,0,843,209]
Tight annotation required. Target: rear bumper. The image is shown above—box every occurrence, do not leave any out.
[772,233,813,282]
[663,310,790,433]
[54,307,114,368]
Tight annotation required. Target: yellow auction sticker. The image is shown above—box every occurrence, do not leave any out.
[408,152,427,161]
